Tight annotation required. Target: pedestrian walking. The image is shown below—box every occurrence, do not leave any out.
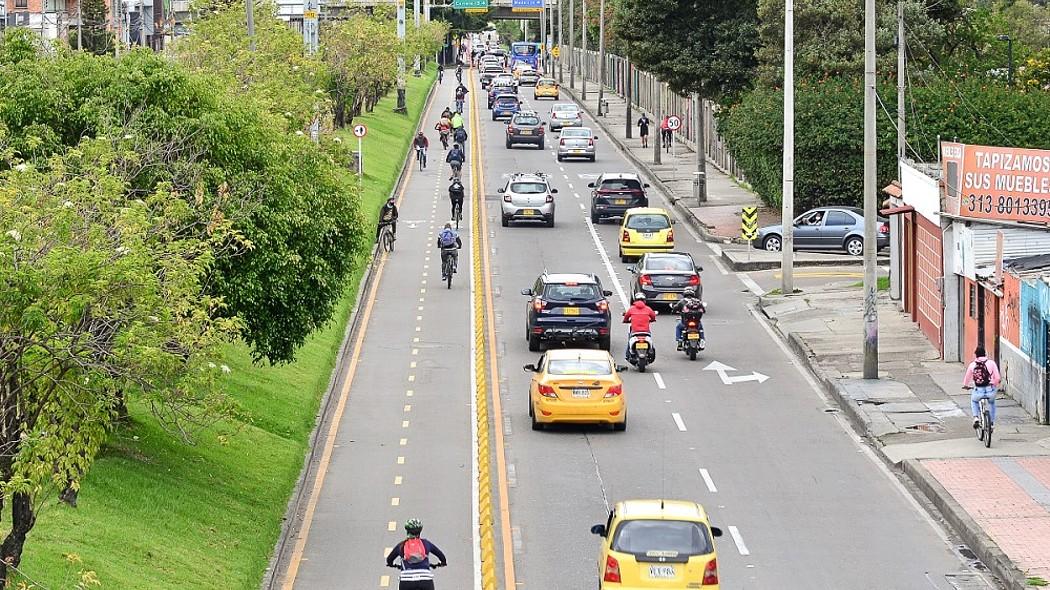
[637,114,651,148]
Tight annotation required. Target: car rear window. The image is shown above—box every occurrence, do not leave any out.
[497,98,519,105]
[510,182,547,194]
[644,256,693,271]
[626,214,670,231]
[552,105,578,112]
[561,128,591,137]
[611,520,713,556]
[600,179,642,191]
[547,358,613,376]
[543,283,600,301]
[514,116,540,125]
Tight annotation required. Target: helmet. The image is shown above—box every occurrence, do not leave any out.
[404,518,423,536]
[633,292,646,301]
[417,131,424,135]
[444,222,452,230]
[682,287,696,298]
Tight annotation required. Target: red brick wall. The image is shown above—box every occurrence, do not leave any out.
[914,214,943,353]
[8,0,44,13]
[1002,272,1021,349]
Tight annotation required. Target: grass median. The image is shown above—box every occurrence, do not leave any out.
[16,65,436,589]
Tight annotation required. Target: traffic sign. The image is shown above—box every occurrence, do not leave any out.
[666,115,682,131]
[551,46,561,58]
[452,0,488,8]
[741,206,758,240]
[303,8,317,19]
[352,124,368,138]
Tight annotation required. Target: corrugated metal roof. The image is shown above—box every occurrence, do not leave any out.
[954,222,1050,279]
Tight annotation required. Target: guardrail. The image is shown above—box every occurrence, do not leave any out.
[569,48,746,182]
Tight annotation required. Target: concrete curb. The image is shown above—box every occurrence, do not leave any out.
[261,76,440,590]
[722,252,874,272]
[901,459,1029,590]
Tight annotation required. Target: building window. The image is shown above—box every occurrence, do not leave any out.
[14,0,28,8]
[969,283,978,319]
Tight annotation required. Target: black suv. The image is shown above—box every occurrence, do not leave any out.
[522,273,613,352]
[505,111,545,149]
[588,173,650,223]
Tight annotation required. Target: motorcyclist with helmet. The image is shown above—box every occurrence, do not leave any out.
[622,292,657,360]
[672,286,706,350]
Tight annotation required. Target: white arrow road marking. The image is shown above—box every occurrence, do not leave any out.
[653,372,666,389]
[728,526,750,556]
[671,412,687,432]
[699,468,717,493]
[702,361,769,385]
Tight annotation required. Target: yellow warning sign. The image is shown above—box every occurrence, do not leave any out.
[741,206,758,241]
[303,9,318,19]
[551,46,561,58]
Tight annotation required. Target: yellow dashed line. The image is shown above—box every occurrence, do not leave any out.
[399,438,407,446]
[394,476,403,485]
[380,575,390,588]
[391,497,400,506]
[404,405,412,412]
[402,420,410,428]
[397,456,405,465]
[388,521,397,531]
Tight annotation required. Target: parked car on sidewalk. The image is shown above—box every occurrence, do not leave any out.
[557,127,598,162]
[522,272,613,351]
[499,172,557,226]
[753,206,889,256]
[506,111,546,149]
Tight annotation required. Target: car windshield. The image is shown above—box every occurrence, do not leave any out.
[510,182,547,194]
[514,116,540,125]
[645,256,693,271]
[600,179,642,191]
[547,358,613,376]
[611,520,713,557]
[626,214,670,231]
[561,129,591,137]
[497,97,519,105]
[544,283,600,301]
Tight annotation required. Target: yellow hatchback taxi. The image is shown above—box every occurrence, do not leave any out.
[619,207,675,262]
[534,77,560,100]
[591,499,724,589]
[523,349,627,431]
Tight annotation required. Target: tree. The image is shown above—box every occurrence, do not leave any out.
[615,0,759,101]
[75,0,113,55]
[323,15,398,126]
[0,137,240,585]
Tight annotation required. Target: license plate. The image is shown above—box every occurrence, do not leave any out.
[614,199,627,205]
[687,333,701,340]
[649,565,675,579]
[572,388,590,398]
[573,149,585,153]
[659,293,679,300]
[643,232,653,238]
[522,209,537,216]
[635,342,650,349]
[563,307,580,316]
[520,130,532,135]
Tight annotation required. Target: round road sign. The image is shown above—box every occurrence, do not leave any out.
[352,124,368,138]
[667,115,683,131]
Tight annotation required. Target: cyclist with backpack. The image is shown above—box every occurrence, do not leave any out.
[963,345,1001,429]
[385,518,447,590]
[437,223,462,279]
[448,179,466,221]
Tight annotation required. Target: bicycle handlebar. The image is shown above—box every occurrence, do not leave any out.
[387,562,447,569]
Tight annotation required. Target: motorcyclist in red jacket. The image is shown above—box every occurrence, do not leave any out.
[622,293,656,358]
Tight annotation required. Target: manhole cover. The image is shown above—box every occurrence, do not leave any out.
[905,422,946,433]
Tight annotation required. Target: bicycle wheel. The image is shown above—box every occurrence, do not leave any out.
[454,204,462,229]
[383,229,395,252]
[984,409,993,448]
[444,258,454,289]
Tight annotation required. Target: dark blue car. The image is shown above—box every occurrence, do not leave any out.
[492,95,520,121]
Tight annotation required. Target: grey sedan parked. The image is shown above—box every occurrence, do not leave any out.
[556,127,597,161]
[753,206,890,256]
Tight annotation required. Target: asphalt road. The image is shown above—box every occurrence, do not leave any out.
[276,74,995,590]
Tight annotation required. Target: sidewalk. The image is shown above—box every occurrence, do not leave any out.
[761,288,1050,588]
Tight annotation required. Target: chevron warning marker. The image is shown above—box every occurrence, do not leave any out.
[741,207,758,241]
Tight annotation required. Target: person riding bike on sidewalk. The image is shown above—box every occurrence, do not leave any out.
[963,345,1001,429]
[622,293,656,360]
[672,286,706,350]
[376,197,399,241]
[446,143,466,180]
[437,223,462,279]
[385,518,447,590]
[448,179,465,220]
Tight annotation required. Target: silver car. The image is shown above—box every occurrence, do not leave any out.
[498,172,558,227]
[518,69,540,86]
[549,103,583,131]
[556,127,597,162]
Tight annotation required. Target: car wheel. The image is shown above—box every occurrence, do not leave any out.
[845,236,864,256]
[762,234,782,252]
[590,155,596,162]
[557,154,563,162]
[613,412,627,432]
[599,335,611,351]
[590,211,600,224]
[539,140,545,150]
[501,215,510,227]
[546,216,555,228]
[505,140,512,149]
[528,333,542,352]
[531,409,543,431]
[528,395,534,417]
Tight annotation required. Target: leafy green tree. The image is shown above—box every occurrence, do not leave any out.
[75,0,113,55]
[323,15,398,125]
[615,0,759,101]
[0,28,42,65]
[0,137,240,585]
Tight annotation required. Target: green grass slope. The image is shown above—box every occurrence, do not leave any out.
[13,65,436,589]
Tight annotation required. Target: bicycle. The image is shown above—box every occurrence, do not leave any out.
[386,560,446,587]
[441,248,458,289]
[378,223,395,253]
[455,99,465,113]
[452,200,463,230]
[416,146,427,171]
[963,385,995,448]
[448,161,463,181]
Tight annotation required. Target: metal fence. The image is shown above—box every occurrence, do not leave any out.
[570,48,746,182]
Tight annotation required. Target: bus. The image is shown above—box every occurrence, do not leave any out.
[510,42,541,69]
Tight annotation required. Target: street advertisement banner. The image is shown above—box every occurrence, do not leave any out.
[942,141,1050,224]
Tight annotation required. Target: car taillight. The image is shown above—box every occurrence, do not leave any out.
[507,127,516,134]
[588,139,594,146]
[560,139,566,146]
[666,229,674,243]
[503,195,512,202]
[603,555,621,583]
[879,222,889,234]
[639,274,652,286]
[688,275,700,286]
[702,558,718,585]
[538,127,544,135]
[537,384,557,398]
[596,300,609,312]
[622,230,631,243]
[604,384,622,398]
[545,194,554,203]
[533,298,545,312]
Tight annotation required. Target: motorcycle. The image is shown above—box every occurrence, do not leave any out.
[626,332,656,373]
[679,308,707,361]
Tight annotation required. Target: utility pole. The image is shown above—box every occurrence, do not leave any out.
[413,0,421,77]
[304,0,319,140]
[998,34,1014,86]
[581,0,587,100]
[139,0,146,46]
[625,56,632,138]
[693,93,707,203]
[113,0,120,56]
[558,0,564,84]
[396,0,407,112]
[596,0,605,115]
[892,0,905,301]
[246,0,255,51]
[540,6,547,75]
[782,0,795,296]
[568,0,575,89]
[654,82,662,165]
[863,0,879,378]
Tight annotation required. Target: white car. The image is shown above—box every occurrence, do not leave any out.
[498,172,558,228]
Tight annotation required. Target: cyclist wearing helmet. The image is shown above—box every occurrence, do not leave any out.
[622,292,656,358]
[385,518,447,590]
[672,286,706,350]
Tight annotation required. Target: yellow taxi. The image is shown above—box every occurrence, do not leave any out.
[523,349,627,431]
[618,207,675,262]
[534,77,560,99]
[590,499,724,589]
[513,63,535,80]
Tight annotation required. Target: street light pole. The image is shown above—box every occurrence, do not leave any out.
[581,0,587,100]
[596,0,605,116]
[782,0,794,296]
[568,0,575,89]
[558,0,564,84]
[998,34,1014,86]
[246,0,255,51]
[396,0,407,112]
[863,0,879,379]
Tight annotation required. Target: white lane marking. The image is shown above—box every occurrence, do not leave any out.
[728,526,750,556]
[653,372,666,389]
[559,166,565,172]
[672,412,687,432]
[584,218,629,309]
[568,183,574,189]
[578,203,586,211]
[699,468,717,493]
[709,254,729,276]
[739,273,765,296]
[708,243,723,257]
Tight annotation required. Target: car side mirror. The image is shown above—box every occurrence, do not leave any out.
[643,183,651,188]
[603,290,613,296]
[671,219,678,225]
[590,524,607,536]
[551,188,559,194]
[521,288,533,296]
[497,187,505,193]
[698,266,704,272]
[615,365,628,373]
[710,526,723,538]
[627,266,637,274]
[523,363,538,372]
[587,182,596,188]
[505,121,510,125]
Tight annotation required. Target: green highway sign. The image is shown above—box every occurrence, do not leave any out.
[453,0,488,8]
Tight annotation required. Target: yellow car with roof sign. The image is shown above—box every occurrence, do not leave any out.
[591,499,724,589]
[619,207,675,262]
[523,348,627,431]
[534,78,560,99]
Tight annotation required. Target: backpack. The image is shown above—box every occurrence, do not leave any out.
[402,538,428,565]
[972,360,991,387]
[454,128,468,143]
[439,229,457,248]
